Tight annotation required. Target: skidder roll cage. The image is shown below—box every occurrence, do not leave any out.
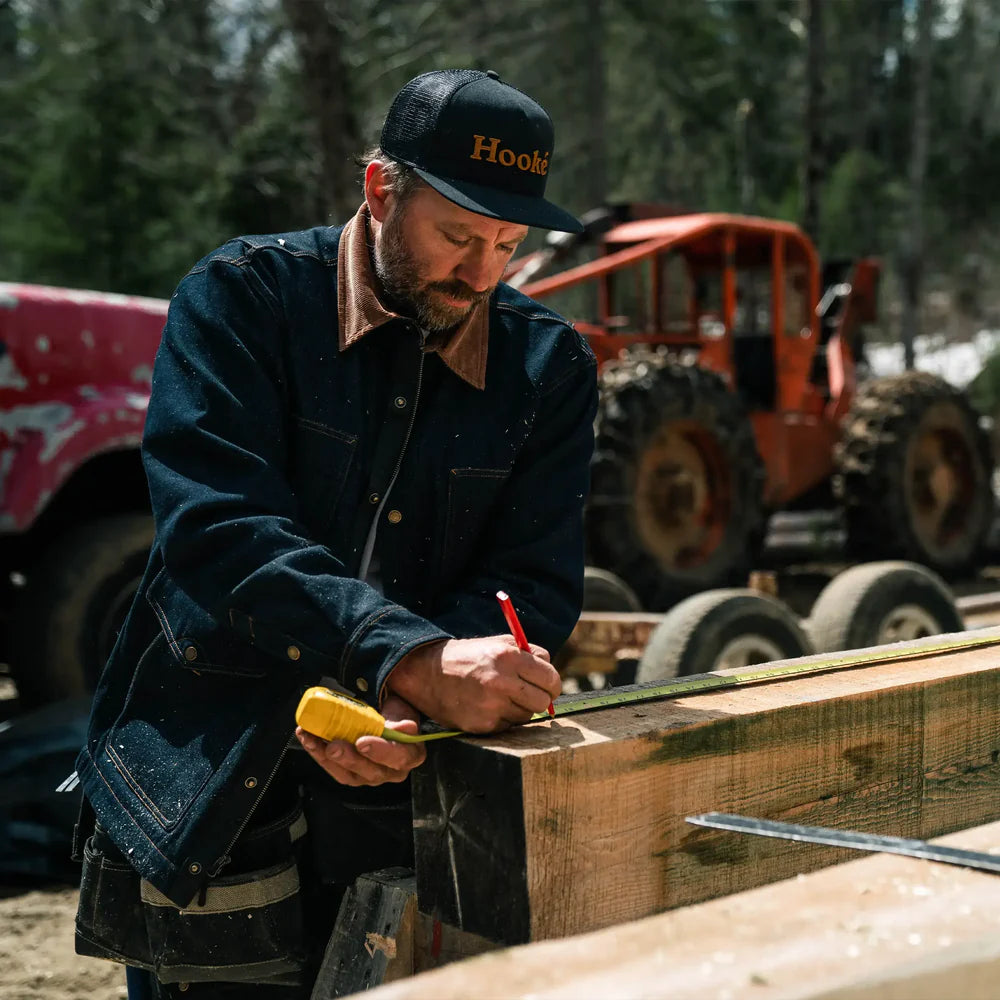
[519,213,992,610]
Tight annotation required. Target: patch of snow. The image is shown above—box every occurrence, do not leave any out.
[866,329,1000,388]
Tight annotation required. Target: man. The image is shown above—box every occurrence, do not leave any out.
[74,68,597,997]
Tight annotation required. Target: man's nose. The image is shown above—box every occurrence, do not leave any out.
[454,247,495,292]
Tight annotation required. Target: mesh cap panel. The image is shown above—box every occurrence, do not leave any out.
[383,70,484,157]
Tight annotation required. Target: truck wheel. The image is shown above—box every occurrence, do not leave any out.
[835,372,994,576]
[582,567,643,612]
[588,354,767,611]
[805,561,963,653]
[636,589,812,681]
[9,513,154,708]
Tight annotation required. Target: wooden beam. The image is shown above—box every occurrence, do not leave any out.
[363,818,1000,1000]
[412,632,1000,945]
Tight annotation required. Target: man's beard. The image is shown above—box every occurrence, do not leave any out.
[373,205,493,332]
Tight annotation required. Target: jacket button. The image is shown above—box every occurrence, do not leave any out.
[244,776,258,789]
[188,862,202,875]
[287,645,301,661]
[178,984,190,993]
[387,510,402,524]
[369,493,380,504]
[183,645,198,662]
[356,677,369,693]
[394,396,407,409]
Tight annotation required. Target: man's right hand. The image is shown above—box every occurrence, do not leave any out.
[386,636,561,733]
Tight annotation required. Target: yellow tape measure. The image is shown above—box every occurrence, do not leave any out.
[296,629,1000,744]
[296,686,461,743]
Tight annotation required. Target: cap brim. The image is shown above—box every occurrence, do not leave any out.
[413,167,583,234]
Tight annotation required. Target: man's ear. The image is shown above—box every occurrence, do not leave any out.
[365,161,391,223]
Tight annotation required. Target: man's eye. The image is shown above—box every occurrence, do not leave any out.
[444,233,469,247]
[499,244,517,254]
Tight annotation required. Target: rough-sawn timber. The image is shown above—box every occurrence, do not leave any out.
[412,627,1000,945]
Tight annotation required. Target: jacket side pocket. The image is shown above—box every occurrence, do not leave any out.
[145,567,270,678]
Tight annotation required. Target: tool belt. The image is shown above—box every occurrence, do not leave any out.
[75,799,310,986]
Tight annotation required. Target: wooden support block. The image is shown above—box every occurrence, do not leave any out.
[361,819,1000,1000]
[412,632,1000,945]
[312,868,417,998]
[311,871,500,999]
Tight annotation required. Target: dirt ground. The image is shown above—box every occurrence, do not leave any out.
[0,677,125,1000]
[0,885,126,1000]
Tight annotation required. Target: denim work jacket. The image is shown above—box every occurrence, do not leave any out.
[76,223,598,907]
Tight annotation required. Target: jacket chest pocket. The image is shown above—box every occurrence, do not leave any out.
[287,418,358,540]
[441,467,511,576]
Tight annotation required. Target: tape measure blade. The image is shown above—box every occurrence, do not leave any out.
[548,670,756,719]
[548,656,848,720]
[546,628,1000,722]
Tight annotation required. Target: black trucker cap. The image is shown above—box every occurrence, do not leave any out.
[380,69,583,234]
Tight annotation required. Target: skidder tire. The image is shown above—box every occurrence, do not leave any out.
[636,589,813,681]
[555,568,642,686]
[578,567,644,687]
[835,372,994,576]
[9,513,154,708]
[588,355,766,611]
[805,560,963,654]
[582,566,643,612]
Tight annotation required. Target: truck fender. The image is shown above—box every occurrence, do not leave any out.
[0,388,148,532]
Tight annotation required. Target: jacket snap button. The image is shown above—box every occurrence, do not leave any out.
[394,396,407,409]
[287,645,301,661]
[183,645,197,662]
[387,510,402,524]
[188,862,202,875]
[368,493,380,504]
[355,677,369,693]
[244,776,258,789]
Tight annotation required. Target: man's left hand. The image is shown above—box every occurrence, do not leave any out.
[295,693,426,787]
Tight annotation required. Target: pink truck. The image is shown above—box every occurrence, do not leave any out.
[0,282,166,707]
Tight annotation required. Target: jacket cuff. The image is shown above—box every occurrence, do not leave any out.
[376,636,451,709]
[339,603,453,706]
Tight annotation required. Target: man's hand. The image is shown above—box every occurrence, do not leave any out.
[388,635,560,733]
[295,693,426,787]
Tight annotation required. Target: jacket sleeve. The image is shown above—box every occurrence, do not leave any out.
[142,253,450,702]
[429,346,598,654]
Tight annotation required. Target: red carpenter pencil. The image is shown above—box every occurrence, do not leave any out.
[496,590,555,716]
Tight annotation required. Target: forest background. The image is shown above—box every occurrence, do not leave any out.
[1,0,999,369]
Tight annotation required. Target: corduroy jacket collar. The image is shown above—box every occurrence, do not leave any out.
[337,204,489,390]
